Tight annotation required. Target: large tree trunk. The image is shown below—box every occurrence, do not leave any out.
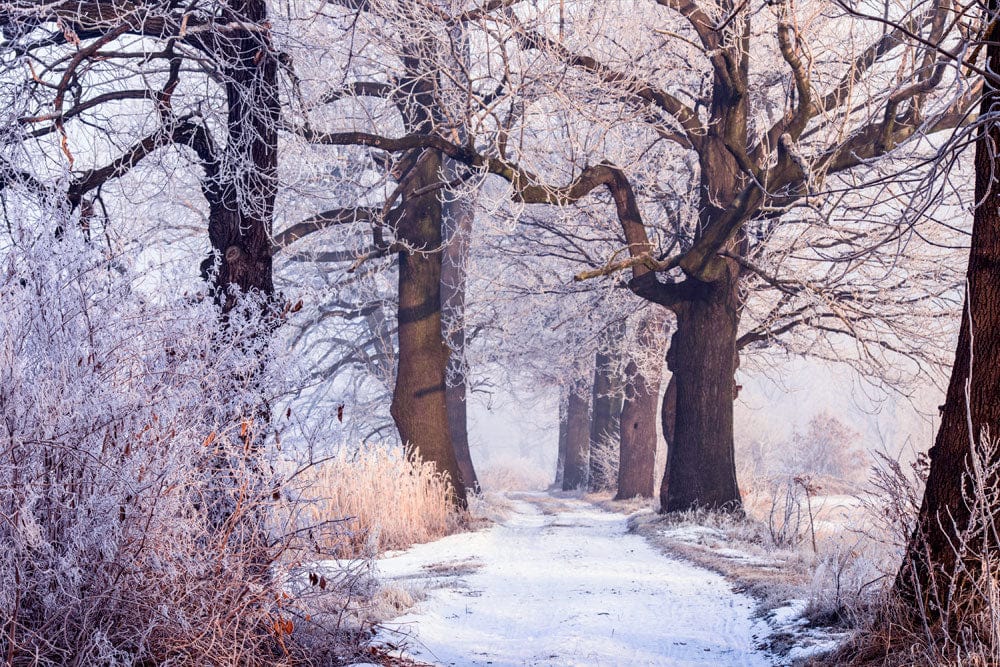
[616,359,660,499]
[895,25,1000,618]
[390,150,467,507]
[555,390,569,488]
[207,0,277,304]
[619,78,747,512]
[441,162,479,494]
[562,382,591,490]
[655,69,746,512]
[617,316,665,500]
[660,275,742,512]
[589,329,624,492]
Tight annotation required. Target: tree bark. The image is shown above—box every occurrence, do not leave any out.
[617,316,665,500]
[555,389,569,487]
[562,381,591,490]
[441,161,479,494]
[660,274,742,512]
[445,378,477,492]
[206,0,277,305]
[390,149,467,507]
[620,69,748,512]
[659,374,677,504]
[657,59,746,512]
[895,21,1000,617]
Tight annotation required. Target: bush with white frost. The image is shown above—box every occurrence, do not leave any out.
[0,201,352,665]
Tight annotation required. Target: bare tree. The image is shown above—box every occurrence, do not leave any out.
[247,0,965,515]
[786,412,867,480]
[441,0,970,511]
[0,0,280,304]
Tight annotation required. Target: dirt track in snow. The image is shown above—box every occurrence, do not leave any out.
[375,493,772,666]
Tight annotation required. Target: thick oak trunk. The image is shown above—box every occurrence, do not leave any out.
[441,168,479,493]
[895,27,1000,616]
[617,317,665,499]
[562,382,591,490]
[390,150,467,507]
[206,0,277,305]
[649,71,746,512]
[660,277,742,512]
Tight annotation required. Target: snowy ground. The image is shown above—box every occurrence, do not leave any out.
[372,493,774,666]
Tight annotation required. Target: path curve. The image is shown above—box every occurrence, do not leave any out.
[376,493,771,666]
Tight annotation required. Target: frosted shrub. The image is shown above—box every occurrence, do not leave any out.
[588,431,620,492]
[805,535,883,626]
[0,205,340,664]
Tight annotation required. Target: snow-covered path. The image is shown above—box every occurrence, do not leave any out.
[375,493,772,666]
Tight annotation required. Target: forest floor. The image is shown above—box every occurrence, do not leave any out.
[366,492,784,666]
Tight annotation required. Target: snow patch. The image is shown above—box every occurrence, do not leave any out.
[764,599,849,664]
[658,524,729,545]
[373,493,772,666]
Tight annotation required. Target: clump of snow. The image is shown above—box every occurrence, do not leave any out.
[768,599,811,628]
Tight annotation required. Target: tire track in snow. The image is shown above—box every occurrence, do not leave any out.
[375,493,772,666]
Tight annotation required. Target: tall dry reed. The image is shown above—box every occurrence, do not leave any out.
[295,448,460,557]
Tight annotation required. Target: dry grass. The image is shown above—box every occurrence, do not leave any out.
[525,492,581,516]
[290,447,462,557]
[421,556,484,577]
[281,452,515,649]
